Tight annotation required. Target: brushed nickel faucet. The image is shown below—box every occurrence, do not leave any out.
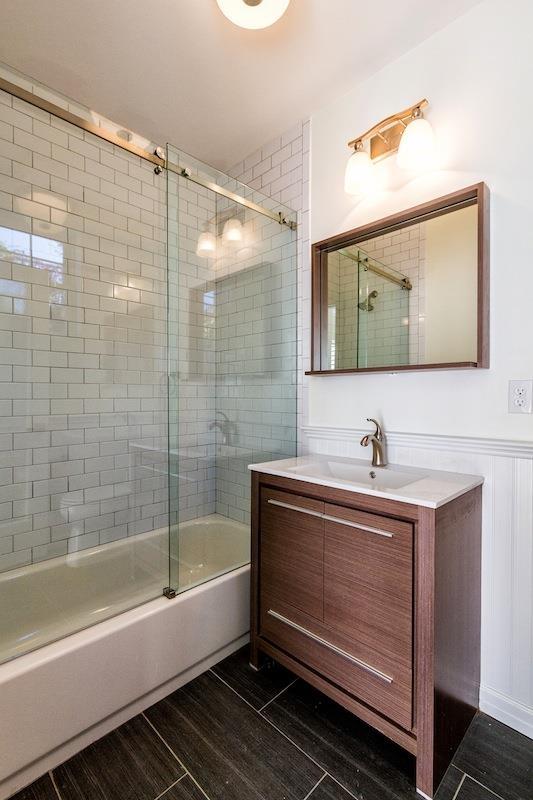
[360,418,387,467]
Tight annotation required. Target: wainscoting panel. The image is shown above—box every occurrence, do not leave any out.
[300,426,533,739]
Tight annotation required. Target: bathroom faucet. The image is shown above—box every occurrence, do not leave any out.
[360,418,387,467]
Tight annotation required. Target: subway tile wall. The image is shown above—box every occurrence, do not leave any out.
[167,156,218,525]
[167,157,298,528]
[0,62,305,570]
[358,225,425,366]
[0,75,170,572]
[228,121,311,459]
[213,211,297,525]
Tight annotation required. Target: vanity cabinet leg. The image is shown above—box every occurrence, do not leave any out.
[249,639,263,671]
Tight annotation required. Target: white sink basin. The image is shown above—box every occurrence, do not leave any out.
[286,460,425,491]
[249,456,484,508]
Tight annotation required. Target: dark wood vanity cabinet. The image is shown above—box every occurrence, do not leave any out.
[251,473,482,799]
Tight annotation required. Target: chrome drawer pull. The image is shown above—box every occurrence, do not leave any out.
[267,609,393,684]
[322,514,394,538]
[267,499,393,538]
[267,498,324,519]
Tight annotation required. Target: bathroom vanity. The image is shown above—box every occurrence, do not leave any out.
[248,456,483,799]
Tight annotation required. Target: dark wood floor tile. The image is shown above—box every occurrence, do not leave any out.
[9,775,58,800]
[435,766,465,800]
[457,776,500,799]
[262,680,416,800]
[211,645,295,709]
[53,714,184,800]
[308,775,355,799]
[145,670,323,800]
[453,713,533,800]
[160,775,208,799]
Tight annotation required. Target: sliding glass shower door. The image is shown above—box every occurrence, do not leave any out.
[166,145,297,595]
[0,73,298,663]
[0,85,171,663]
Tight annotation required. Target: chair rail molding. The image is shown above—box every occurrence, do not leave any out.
[299,424,533,740]
[301,425,533,460]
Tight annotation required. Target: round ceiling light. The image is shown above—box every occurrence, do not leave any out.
[216,0,291,30]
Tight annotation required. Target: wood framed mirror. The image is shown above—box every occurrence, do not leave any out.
[309,183,489,374]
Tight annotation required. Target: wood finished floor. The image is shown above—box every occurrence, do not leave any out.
[11,646,533,800]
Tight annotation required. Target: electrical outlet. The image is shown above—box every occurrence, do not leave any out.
[508,380,533,414]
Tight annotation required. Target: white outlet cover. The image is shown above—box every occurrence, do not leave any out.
[508,379,533,414]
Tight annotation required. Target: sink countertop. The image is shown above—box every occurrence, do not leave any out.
[248,455,483,509]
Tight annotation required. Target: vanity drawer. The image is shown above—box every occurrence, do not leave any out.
[260,598,413,730]
[260,487,325,621]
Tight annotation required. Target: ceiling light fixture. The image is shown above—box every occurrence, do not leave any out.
[216,0,290,30]
[344,99,435,195]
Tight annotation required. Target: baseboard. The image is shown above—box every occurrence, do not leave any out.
[1,634,249,800]
[480,685,533,739]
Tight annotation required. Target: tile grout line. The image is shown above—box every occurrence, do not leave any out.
[142,713,213,800]
[258,678,299,712]
[48,770,63,800]
[462,773,508,800]
[321,771,360,800]
[302,772,327,800]
[153,774,187,800]
[209,670,360,800]
[209,668,262,712]
[450,772,466,800]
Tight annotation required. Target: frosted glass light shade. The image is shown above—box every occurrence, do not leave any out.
[222,218,243,242]
[196,231,216,258]
[344,149,375,196]
[397,117,436,171]
[216,0,290,29]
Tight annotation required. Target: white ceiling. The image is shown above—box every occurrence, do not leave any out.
[0,0,481,170]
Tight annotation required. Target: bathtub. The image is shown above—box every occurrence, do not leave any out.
[0,515,250,799]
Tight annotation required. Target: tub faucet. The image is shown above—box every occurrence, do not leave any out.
[360,418,387,467]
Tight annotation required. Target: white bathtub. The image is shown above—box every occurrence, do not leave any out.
[0,515,250,799]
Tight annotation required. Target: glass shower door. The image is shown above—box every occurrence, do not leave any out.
[0,86,171,663]
[166,145,297,595]
[357,250,410,368]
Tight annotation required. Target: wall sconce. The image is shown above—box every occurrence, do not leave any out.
[344,99,435,195]
[196,231,217,258]
[222,218,243,243]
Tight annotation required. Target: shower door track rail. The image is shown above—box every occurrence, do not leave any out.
[337,247,412,290]
[0,77,297,231]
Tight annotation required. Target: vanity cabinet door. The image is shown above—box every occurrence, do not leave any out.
[260,487,324,621]
[323,504,413,726]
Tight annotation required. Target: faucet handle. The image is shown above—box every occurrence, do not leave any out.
[366,418,383,440]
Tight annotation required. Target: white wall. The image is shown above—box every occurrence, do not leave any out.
[424,206,477,363]
[306,0,533,738]
[310,0,533,440]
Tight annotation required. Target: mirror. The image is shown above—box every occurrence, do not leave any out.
[310,184,489,374]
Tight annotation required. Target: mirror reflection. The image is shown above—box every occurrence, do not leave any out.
[324,203,478,370]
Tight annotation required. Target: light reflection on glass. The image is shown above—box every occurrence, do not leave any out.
[0,226,64,285]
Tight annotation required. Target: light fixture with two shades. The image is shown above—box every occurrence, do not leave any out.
[344,99,436,196]
[196,217,244,258]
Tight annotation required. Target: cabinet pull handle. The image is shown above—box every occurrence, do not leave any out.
[267,609,393,684]
[323,514,394,538]
[267,498,324,519]
[267,499,393,538]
